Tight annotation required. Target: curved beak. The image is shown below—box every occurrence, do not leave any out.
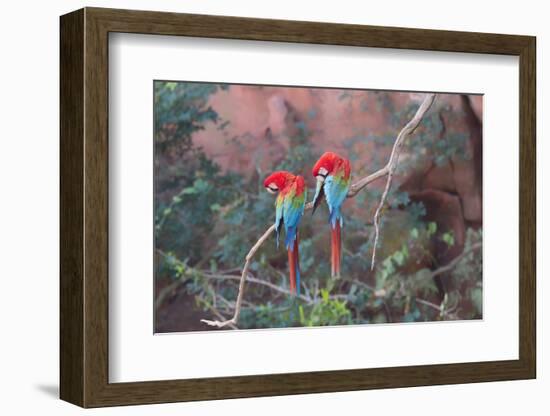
[311,177,325,215]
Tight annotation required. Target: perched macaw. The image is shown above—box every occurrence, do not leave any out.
[263,171,306,295]
[311,152,352,279]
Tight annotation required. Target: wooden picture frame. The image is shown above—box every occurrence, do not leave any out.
[60,7,536,408]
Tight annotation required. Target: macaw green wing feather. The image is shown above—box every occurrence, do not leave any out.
[282,178,306,249]
[274,193,285,248]
[324,162,351,228]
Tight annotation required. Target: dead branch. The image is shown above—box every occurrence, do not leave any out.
[204,272,312,303]
[203,302,238,330]
[154,278,187,311]
[201,93,436,328]
[370,94,436,270]
[430,241,482,279]
[200,224,276,328]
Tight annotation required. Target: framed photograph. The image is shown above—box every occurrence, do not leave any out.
[60,7,536,408]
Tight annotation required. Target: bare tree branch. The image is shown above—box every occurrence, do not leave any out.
[415,297,448,315]
[430,241,482,279]
[346,166,390,198]
[200,224,276,328]
[154,278,188,311]
[203,302,239,330]
[370,94,436,270]
[204,272,312,303]
[201,93,437,328]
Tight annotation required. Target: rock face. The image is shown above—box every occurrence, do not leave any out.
[194,86,416,178]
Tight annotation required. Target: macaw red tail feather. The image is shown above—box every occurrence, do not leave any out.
[331,222,341,279]
[287,235,301,295]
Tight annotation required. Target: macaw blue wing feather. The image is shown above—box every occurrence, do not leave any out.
[323,173,349,228]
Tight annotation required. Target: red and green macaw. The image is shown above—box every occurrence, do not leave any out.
[311,152,352,279]
[263,171,306,295]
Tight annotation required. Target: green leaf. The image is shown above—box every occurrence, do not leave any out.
[428,222,437,235]
[393,251,405,266]
[193,178,209,192]
[401,244,409,258]
[442,231,455,246]
[471,288,482,315]
[165,82,177,91]
[180,187,197,195]
[382,257,395,275]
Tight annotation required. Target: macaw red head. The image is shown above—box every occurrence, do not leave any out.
[311,152,349,214]
[312,151,339,181]
[263,171,294,195]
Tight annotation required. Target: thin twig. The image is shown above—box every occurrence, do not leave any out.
[204,303,238,330]
[154,278,187,311]
[200,224,276,328]
[204,272,312,303]
[430,242,482,278]
[346,167,390,197]
[370,94,436,270]
[415,298,447,316]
